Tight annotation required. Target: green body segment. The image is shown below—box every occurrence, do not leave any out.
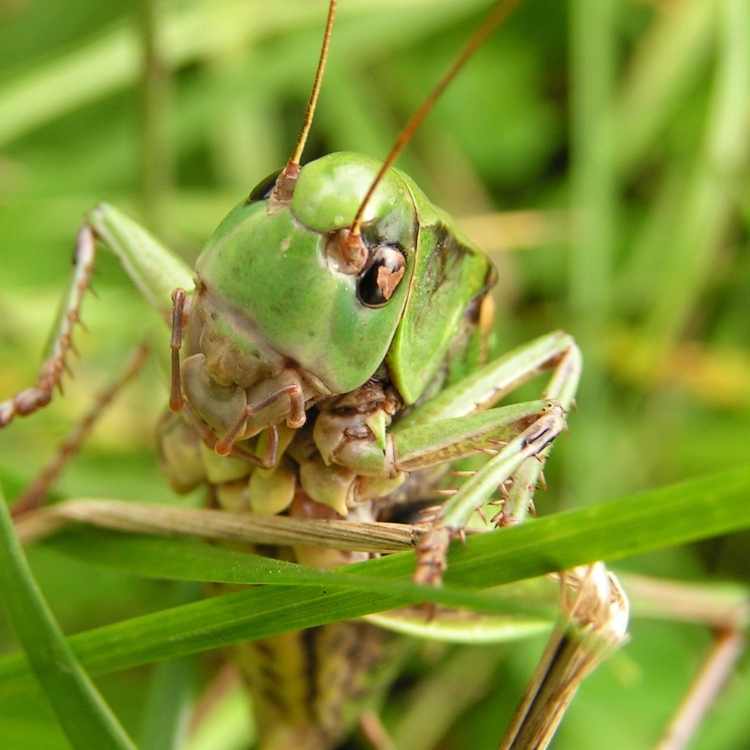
[388,172,494,403]
[196,152,494,404]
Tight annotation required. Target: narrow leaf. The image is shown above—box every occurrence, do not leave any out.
[0,485,136,749]
[43,530,553,620]
[17,499,417,552]
[140,584,200,750]
[0,467,748,695]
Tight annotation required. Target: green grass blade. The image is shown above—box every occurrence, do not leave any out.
[140,656,195,750]
[0,485,136,749]
[1,466,749,695]
[0,0,489,147]
[42,530,553,620]
[568,0,617,505]
[139,584,200,750]
[616,0,719,172]
[643,0,750,354]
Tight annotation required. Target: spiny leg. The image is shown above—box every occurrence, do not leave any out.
[323,331,581,484]
[391,331,582,585]
[412,401,568,587]
[10,344,151,519]
[307,332,582,587]
[500,340,581,526]
[0,226,96,427]
[388,332,625,747]
[0,203,193,429]
[310,333,582,582]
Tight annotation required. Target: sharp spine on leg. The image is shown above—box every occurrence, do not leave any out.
[0,224,97,428]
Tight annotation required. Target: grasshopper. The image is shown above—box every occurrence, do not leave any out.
[1,2,746,749]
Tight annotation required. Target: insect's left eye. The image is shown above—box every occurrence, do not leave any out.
[247,169,282,202]
[357,246,406,307]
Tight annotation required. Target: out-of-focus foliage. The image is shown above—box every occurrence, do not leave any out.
[0,1,748,748]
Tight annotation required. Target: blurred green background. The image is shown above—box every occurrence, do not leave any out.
[0,0,748,748]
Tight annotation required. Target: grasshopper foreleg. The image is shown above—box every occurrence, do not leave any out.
[413,402,567,587]
[393,331,581,586]
[0,204,192,429]
[0,226,96,427]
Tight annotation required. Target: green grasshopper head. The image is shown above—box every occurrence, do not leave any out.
[188,151,492,437]
[188,152,416,435]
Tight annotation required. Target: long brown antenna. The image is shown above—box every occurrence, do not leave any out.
[348,0,521,239]
[271,0,337,203]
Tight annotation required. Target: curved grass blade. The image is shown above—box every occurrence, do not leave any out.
[0,0,491,147]
[0,485,136,749]
[616,0,719,172]
[364,610,551,644]
[1,466,749,695]
[42,529,554,621]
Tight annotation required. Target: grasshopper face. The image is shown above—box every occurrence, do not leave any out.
[187,152,418,436]
[189,151,495,437]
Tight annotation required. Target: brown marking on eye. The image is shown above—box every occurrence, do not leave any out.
[357,246,406,307]
[376,262,405,301]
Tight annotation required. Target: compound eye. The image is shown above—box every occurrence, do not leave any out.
[247,169,282,202]
[357,246,406,308]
